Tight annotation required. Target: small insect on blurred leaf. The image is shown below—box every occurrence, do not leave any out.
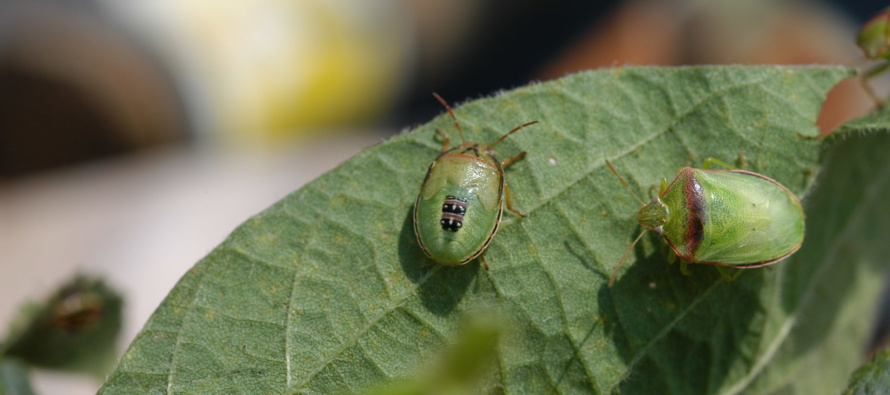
[2,275,122,376]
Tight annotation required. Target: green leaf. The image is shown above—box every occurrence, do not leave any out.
[710,111,890,394]
[356,311,503,395]
[0,359,34,395]
[844,348,890,395]
[101,66,888,394]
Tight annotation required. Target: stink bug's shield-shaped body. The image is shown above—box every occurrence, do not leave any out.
[655,168,804,264]
[415,149,506,265]
[607,160,805,286]
[413,94,535,267]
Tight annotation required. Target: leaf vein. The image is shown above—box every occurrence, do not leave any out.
[503,75,774,223]
[606,280,721,390]
[722,133,890,393]
[290,265,444,391]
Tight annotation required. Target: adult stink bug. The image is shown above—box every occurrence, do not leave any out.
[605,158,805,287]
[413,93,536,268]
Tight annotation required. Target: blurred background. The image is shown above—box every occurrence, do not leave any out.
[0,0,884,392]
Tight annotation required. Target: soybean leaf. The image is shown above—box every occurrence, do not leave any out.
[356,312,503,395]
[0,359,34,395]
[101,66,883,395]
[694,109,890,394]
[844,348,890,395]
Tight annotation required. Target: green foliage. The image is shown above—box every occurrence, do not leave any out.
[100,66,890,394]
[0,359,34,395]
[844,348,890,395]
[857,7,890,61]
[355,312,503,395]
[3,276,122,376]
[0,275,122,394]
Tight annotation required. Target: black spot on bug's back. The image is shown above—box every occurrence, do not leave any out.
[442,203,466,215]
[441,218,463,232]
[441,195,469,232]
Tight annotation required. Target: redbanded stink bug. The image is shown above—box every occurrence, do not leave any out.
[413,93,536,268]
[605,158,805,287]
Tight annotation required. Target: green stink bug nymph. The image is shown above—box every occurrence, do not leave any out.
[413,93,536,268]
[606,158,805,287]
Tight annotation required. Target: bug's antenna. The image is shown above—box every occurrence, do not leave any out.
[432,93,466,143]
[605,160,645,206]
[609,229,648,287]
[489,121,538,149]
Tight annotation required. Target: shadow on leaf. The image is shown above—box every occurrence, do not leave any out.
[598,230,765,393]
[398,206,476,316]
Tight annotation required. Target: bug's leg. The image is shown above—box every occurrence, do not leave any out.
[659,178,669,195]
[501,151,528,216]
[504,183,525,217]
[480,255,490,270]
[679,260,692,276]
[668,252,692,276]
[435,130,451,152]
[702,158,714,170]
[703,157,738,170]
[737,152,748,170]
[667,252,691,275]
[715,265,744,281]
[501,151,527,168]
[648,185,658,200]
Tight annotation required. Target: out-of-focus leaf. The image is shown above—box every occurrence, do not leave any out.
[355,311,502,395]
[0,358,34,395]
[4,275,122,376]
[844,348,890,395]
